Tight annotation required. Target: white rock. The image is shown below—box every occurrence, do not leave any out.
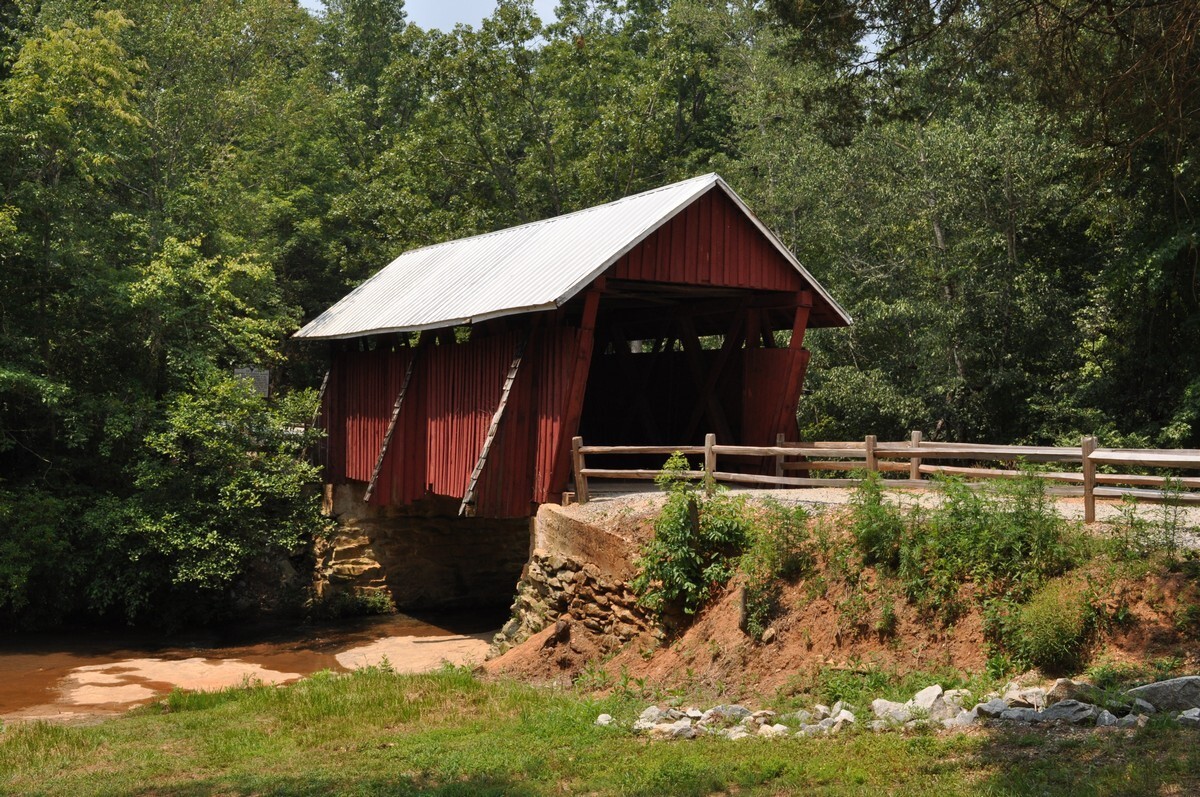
[927,697,959,722]
[943,689,972,708]
[975,698,1009,718]
[1000,708,1042,723]
[1127,676,1200,712]
[761,627,776,643]
[872,698,912,724]
[725,726,750,740]
[1179,707,1200,728]
[639,706,665,723]
[941,708,978,730]
[1004,684,1047,709]
[813,704,831,721]
[1041,700,1100,725]
[652,718,696,739]
[1117,713,1148,729]
[833,709,856,724]
[758,723,790,738]
[1131,698,1157,715]
[912,685,944,710]
[1046,678,1100,706]
[1095,710,1118,727]
[595,713,614,726]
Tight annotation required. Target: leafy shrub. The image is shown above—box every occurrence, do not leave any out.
[632,453,750,617]
[84,375,330,624]
[895,474,1074,619]
[741,500,813,639]
[1011,574,1095,673]
[850,471,906,569]
[0,489,78,627]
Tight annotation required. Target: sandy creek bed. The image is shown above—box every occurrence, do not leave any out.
[0,612,498,725]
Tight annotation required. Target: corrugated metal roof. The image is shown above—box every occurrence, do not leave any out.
[295,173,851,340]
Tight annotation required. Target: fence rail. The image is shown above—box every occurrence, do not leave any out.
[569,433,1200,522]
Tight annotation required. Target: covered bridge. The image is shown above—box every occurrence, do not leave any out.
[297,174,850,519]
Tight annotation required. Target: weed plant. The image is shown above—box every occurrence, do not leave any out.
[1011,574,1096,673]
[306,588,396,620]
[840,472,1101,671]
[632,453,750,616]
[850,471,906,569]
[740,500,813,640]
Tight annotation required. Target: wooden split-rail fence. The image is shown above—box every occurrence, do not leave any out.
[569,433,1200,523]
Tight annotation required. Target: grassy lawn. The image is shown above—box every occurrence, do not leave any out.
[1,667,1197,796]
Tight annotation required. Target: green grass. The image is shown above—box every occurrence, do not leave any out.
[1,667,1197,796]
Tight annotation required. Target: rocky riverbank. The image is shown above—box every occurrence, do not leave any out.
[600,675,1200,740]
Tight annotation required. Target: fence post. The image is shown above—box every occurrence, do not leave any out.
[909,430,922,482]
[1082,435,1097,523]
[704,433,716,492]
[865,434,878,474]
[572,436,589,505]
[775,432,785,482]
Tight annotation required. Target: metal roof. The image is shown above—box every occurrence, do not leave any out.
[295,173,851,340]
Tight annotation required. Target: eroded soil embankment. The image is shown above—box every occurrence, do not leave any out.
[486,494,1200,695]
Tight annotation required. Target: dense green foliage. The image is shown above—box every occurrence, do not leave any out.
[1012,574,1096,673]
[632,453,750,616]
[1,0,1197,625]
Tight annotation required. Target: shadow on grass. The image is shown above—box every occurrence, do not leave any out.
[117,773,537,797]
[970,723,1200,796]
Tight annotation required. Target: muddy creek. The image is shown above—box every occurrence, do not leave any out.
[0,611,501,724]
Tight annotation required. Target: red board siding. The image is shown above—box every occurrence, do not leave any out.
[321,323,587,517]
[742,348,811,446]
[424,332,516,499]
[613,189,806,292]
[321,346,416,488]
[532,324,585,503]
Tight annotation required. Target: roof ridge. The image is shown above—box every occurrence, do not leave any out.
[397,173,719,258]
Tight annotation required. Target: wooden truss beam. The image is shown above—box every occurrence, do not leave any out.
[459,332,529,517]
[678,312,739,442]
[363,342,422,504]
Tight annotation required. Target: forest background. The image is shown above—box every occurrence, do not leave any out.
[0,0,1196,628]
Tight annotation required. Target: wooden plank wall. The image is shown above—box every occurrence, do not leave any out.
[611,189,804,293]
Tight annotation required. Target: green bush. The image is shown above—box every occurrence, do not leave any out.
[84,374,330,624]
[632,453,750,617]
[850,471,906,569]
[0,489,78,627]
[892,474,1074,619]
[741,500,813,639]
[307,588,396,620]
[1011,574,1095,673]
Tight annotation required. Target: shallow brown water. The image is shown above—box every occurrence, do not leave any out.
[0,611,501,723]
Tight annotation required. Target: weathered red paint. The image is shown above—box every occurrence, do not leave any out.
[612,189,804,293]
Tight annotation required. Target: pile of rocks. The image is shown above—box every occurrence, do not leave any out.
[598,675,1200,740]
[603,702,860,740]
[493,553,650,655]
